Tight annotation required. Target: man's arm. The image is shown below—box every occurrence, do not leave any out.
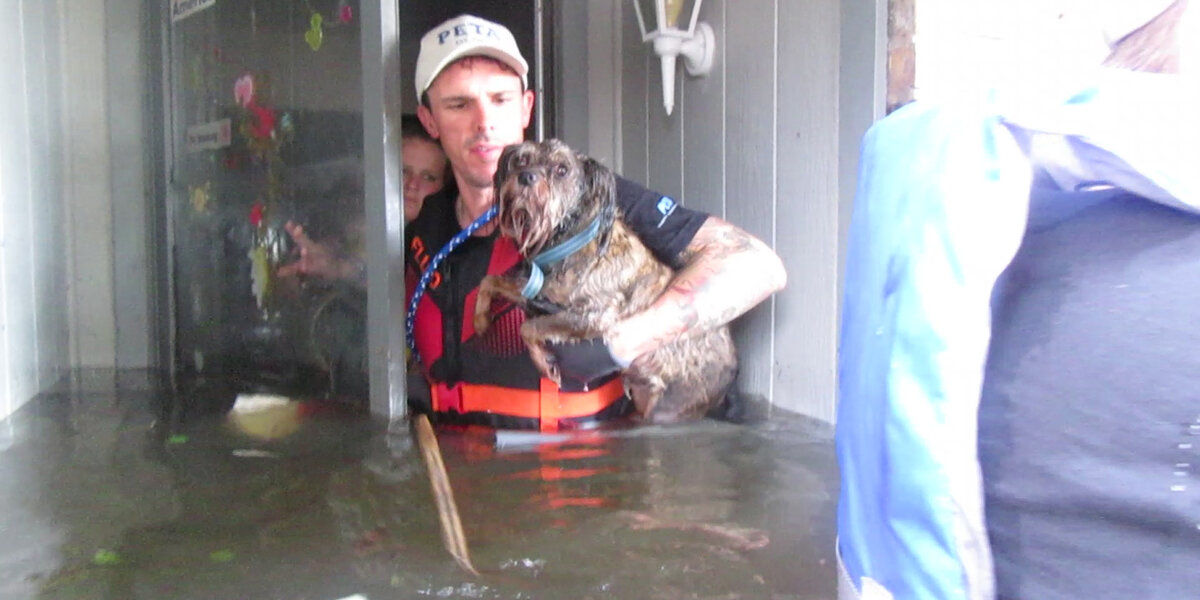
[605,215,787,365]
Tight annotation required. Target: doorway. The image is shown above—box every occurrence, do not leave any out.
[160,0,557,414]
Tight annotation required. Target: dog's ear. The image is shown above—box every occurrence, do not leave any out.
[495,144,521,190]
[579,154,618,255]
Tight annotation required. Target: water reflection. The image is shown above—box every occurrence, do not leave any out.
[0,382,835,600]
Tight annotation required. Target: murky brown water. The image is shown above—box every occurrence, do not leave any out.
[0,373,836,600]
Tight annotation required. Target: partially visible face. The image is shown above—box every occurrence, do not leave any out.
[402,137,447,223]
[417,58,535,191]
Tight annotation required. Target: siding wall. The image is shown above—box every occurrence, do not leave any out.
[108,0,158,371]
[0,0,71,418]
[561,0,880,422]
[0,0,155,419]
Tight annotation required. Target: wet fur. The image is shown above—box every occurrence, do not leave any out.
[474,139,737,423]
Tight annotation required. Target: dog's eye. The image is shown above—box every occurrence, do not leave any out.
[555,164,569,178]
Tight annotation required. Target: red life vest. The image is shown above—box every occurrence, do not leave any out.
[406,227,627,431]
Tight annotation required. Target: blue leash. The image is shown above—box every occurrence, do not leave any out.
[406,206,498,362]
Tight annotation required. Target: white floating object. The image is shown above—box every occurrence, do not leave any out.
[231,393,293,414]
[228,393,301,441]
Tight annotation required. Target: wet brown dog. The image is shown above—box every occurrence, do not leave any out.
[473,139,737,423]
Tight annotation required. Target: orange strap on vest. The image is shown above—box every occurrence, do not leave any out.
[430,376,625,431]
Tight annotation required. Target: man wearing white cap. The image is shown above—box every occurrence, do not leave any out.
[404,15,785,429]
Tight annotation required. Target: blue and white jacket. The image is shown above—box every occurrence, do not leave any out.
[836,69,1199,600]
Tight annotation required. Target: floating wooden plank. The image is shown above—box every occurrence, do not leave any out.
[413,414,480,576]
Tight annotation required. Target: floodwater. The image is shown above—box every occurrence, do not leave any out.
[0,372,837,600]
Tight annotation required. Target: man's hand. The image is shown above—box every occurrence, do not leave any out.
[277,221,361,282]
[544,337,632,392]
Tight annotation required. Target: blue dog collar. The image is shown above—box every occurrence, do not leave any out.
[521,216,602,299]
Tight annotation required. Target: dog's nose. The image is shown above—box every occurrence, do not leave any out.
[517,170,537,186]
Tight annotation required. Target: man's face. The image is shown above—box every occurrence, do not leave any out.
[417,58,535,191]
[402,137,447,223]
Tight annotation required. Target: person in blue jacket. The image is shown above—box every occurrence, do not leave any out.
[837,1,1197,598]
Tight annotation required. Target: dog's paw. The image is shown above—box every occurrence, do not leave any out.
[546,363,562,387]
[527,344,562,385]
[538,356,563,387]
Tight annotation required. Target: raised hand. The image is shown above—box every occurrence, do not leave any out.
[277,221,360,282]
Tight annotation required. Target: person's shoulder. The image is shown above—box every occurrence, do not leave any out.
[408,185,456,234]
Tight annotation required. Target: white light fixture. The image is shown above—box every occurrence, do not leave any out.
[633,0,715,116]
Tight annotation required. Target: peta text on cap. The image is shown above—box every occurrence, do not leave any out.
[414,14,529,103]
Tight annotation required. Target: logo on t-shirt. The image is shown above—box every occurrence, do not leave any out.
[656,196,677,227]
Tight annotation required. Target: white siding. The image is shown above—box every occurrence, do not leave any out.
[563,0,877,422]
[0,0,73,417]
[64,0,115,371]
[0,0,150,417]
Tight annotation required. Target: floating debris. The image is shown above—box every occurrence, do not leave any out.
[228,393,302,440]
[618,511,771,551]
[413,414,479,576]
[92,549,122,566]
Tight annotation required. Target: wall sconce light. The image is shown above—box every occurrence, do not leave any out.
[633,0,715,116]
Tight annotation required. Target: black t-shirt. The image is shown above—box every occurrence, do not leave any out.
[405,175,708,389]
[978,188,1200,599]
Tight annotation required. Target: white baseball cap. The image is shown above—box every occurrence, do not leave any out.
[414,14,529,103]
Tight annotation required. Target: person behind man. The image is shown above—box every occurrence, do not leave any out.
[400,114,449,224]
[280,114,448,283]
[405,14,786,430]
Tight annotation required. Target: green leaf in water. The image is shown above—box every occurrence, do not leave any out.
[209,549,235,563]
[167,434,189,445]
[92,549,122,566]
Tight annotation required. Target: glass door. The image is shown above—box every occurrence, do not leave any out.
[166,0,368,405]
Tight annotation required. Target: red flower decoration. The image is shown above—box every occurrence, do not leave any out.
[249,202,264,227]
[339,5,353,23]
[247,102,276,139]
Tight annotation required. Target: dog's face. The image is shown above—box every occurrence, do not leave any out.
[494,139,615,258]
